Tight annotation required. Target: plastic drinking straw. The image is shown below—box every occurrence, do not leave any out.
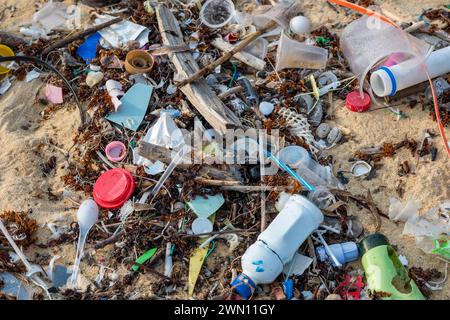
[149,145,190,203]
[264,150,316,192]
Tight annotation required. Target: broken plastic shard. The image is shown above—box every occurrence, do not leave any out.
[45,84,64,104]
[106,83,153,131]
[388,198,421,222]
[0,78,11,95]
[187,194,225,219]
[51,265,72,289]
[26,69,41,82]
[95,14,150,49]
[132,247,158,272]
[282,253,313,277]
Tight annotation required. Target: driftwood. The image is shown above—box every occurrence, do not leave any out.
[41,17,122,56]
[155,5,242,134]
[211,37,266,71]
[0,32,27,49]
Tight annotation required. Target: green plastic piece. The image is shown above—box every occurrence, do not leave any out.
[316,37,330,46]
[361,244,425,300]
[432,238,450,259]
[131,247,158,271]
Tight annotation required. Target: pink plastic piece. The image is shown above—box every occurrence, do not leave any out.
[105,141,127,162]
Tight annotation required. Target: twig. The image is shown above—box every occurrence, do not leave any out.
[41,17,122,57]
[94,231,124,249]
[181,228,256,239]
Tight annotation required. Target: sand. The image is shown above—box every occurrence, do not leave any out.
[0,0,449,299]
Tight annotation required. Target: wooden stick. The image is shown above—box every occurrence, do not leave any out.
[218,86,243,100]
[211,38,266,71]
[41,17,122,56]
[176,21,276,88]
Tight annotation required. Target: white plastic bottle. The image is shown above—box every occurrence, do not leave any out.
[371,46,450,97]
[231,195,323,299]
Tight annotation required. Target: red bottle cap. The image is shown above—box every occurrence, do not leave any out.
[93,168,135,209]
[346,91,371,112]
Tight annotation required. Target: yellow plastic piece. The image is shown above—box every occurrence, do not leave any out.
[310,74,320,100]
[0,44,14,78]
[188,214,215,297]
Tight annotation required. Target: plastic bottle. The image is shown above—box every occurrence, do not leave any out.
[371,46,450,97]
[231,195,323,299]
[340,16,430,95]
[316,241,359,267]
[359,233,425,300]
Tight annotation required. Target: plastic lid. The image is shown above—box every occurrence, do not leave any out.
[191,218,213,235]
[358,233,389,256]
[93,168,135,209]
[346,91,371,112]
[231,274,256,300]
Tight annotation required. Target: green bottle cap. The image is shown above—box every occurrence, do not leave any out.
[358,233,389,256]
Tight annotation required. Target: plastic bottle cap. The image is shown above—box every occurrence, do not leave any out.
[105,141,127,162]
[231,274,256,300]
[93,168,135,209]
[346,91,371,112]
[191,218,213,235]
[259,101,274,116]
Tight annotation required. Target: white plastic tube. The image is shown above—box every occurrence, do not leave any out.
[371,46,450,97]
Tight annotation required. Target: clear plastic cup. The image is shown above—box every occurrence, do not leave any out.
[275,33,328,71]
[200,0,235,29]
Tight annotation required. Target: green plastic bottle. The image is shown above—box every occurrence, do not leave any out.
[359,233,426,300]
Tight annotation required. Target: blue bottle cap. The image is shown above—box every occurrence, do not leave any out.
[283,279,294,300]
[231,274,256,300]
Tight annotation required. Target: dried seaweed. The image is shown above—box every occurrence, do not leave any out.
[0,210,37,248]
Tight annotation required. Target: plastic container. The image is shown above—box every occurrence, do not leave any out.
[276,145,338,188]
[231,195,323,299]
[200,0,235,29]
[105,141,127,162]
[316,241,359,267]
[93,168,135,209]
[275,33,328,71]
[371,46,450,97]
[252,1,295,30]
[0,44,14,77]
[359,233,425,300]
[125,50,155,74]
[340,16,430,95]
[242,37,268,60]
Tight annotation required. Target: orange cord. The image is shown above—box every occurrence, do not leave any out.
[328,0,450,159]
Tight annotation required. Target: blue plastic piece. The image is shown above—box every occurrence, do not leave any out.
[378,66,397,97]
[76,32,102,64]
[283,279,294,300]
[106,83,154,131]
[231,274,256,300]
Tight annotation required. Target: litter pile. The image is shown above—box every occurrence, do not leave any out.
[0,0,449,300]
